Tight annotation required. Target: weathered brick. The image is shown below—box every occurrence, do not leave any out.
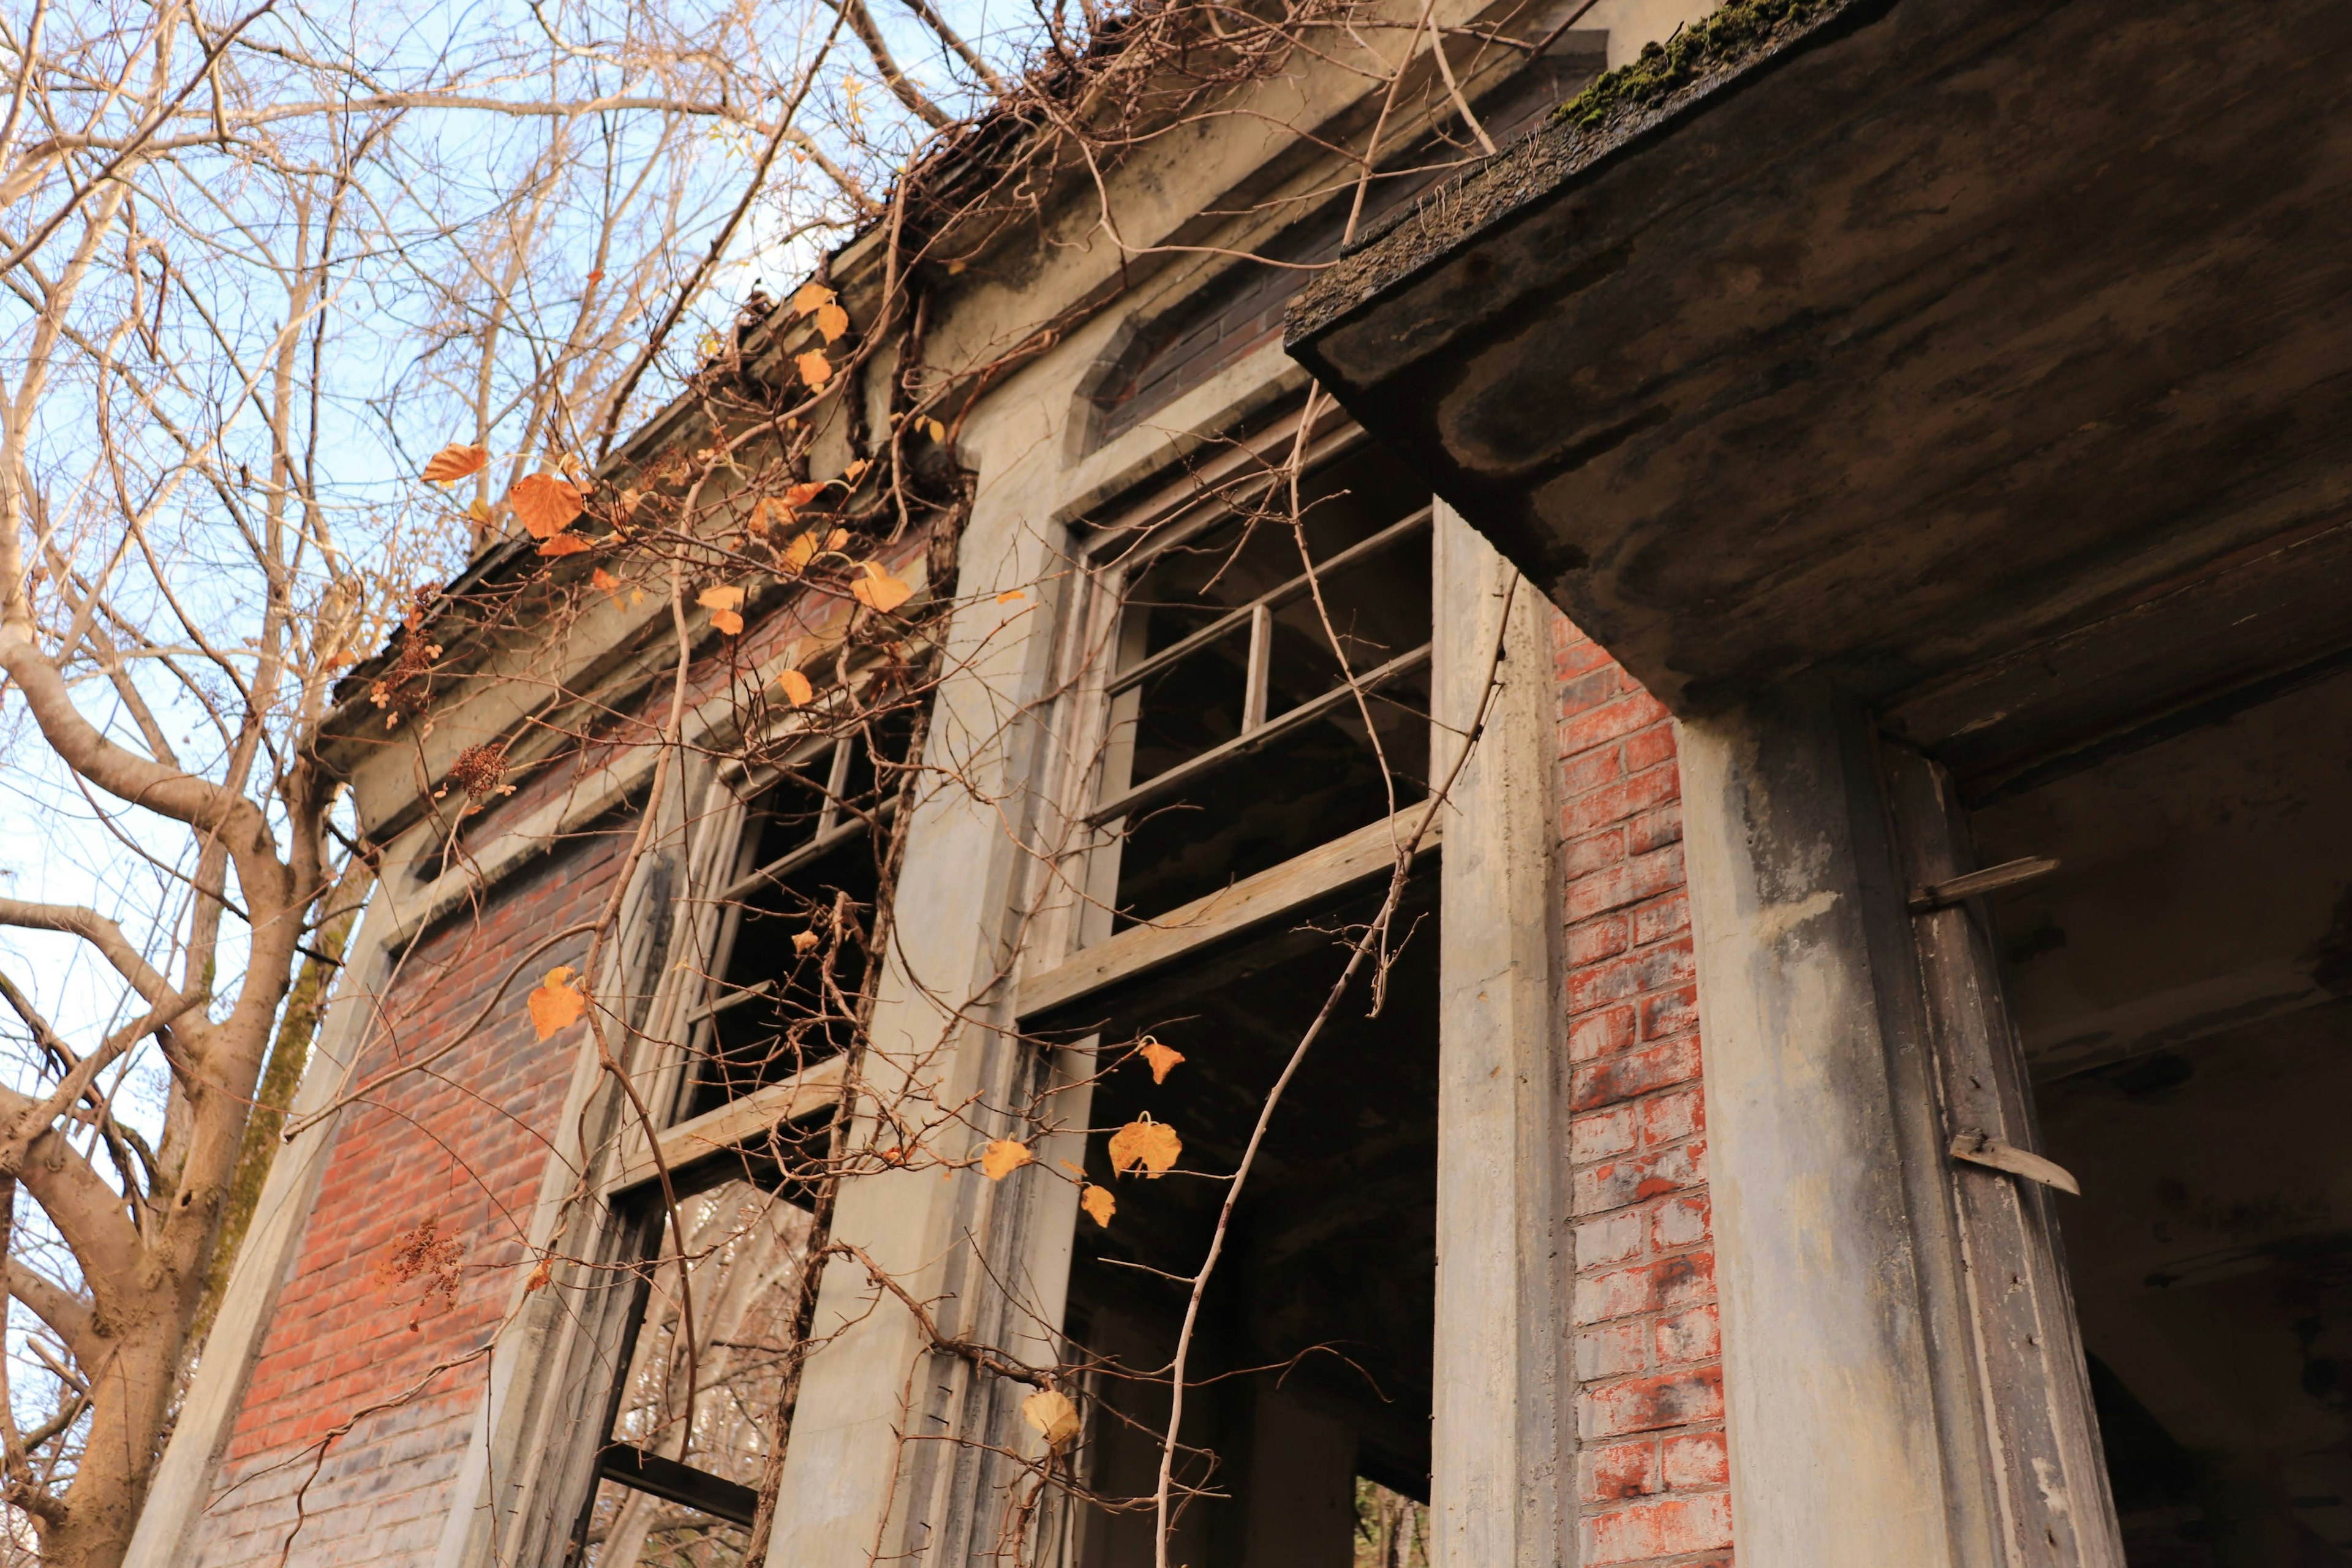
[1578,1320,1649,1381]
[1581,1366,1728,1440]
[1569,1005,1639,1063]
[1572,1038,1703,1113]
[1567,843,1686,922]
[193,820,628,1567]
[1572,1106,1640,1163]
[1581,1438,1661,1504]
[1621,722,1679,775]
[1569,914,1632,967]
[1583,1491,1735,1565]
[1643,1088,1705,1149]
[1564,689,1673,758]
[1568,938,1696,1014]
[1562,764,1682,839]
[1575,1252,1716,1324]
[1630,891,1689,948]
[1575,1140,1706,1214]
[1564,826,1631,880]
[1626,802,1684,856]
[1656,1303,1723,1368]
[1660,1430,1729,1488]
[1653,1193,1713,1251]
[1575,1210,1646,1270]
[1638,984,1701,1042]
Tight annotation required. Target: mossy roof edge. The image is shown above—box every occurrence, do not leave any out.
[1284,0,1890,347]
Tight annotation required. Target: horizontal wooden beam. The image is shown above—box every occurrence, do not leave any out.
[1017,807,1441,1020]
[606,1054,846,1195]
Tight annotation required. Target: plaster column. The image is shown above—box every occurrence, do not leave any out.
[1676,682,1992,1568]
[1430,504,1570,1568]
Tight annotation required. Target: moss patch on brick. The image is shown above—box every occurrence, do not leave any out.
[1551,0,1839,130]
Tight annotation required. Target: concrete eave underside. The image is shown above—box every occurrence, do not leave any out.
[1289,0,2352,799]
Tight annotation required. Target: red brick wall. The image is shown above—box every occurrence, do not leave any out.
[1556,616,1735,1568]
[189,827,630,1567]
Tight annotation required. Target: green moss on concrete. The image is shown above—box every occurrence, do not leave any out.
[1551,0,1838,130]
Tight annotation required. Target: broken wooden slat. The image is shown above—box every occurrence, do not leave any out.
[1907,855,2060,913]
[1949,1131,2082,1196]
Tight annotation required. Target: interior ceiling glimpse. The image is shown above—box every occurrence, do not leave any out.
[1981,666,2352,1566]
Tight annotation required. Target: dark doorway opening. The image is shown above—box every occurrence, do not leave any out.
[1040,870,1441,1568]
[1981,667,2352,1566]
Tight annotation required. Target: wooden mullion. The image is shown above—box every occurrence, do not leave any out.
[1087,643,1431,827]
[1104,507,1432,698]
[1879,741,2125,1568]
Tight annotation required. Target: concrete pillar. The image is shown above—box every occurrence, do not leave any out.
[1676,683,1985,1568]
[1430,505,1569,1568]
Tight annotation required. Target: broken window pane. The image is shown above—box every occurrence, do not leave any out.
[1096,437,1433,926]
[570,1169,813,1567]
[684,712,911,1118]
[578,1477,753,1567]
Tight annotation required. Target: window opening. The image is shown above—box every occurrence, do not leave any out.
[570,1153,818,1567]
[681,712,911,1121]
[1043,870,1441,1568]
[1093,438,1433,927]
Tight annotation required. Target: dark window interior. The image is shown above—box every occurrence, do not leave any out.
[1039,871,1441,1568]
[683,712,913,1120]
[1100,439,1433,925]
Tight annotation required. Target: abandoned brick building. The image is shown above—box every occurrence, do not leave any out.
[126,0,2352,1565]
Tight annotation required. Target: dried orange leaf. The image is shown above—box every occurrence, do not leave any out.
[423,442,488,485]
[791,929,821,956]
[524,1258,552,1292]
[1107,1117,1181,1178]
[825,528,850,550]
[776,668,815,706]
[509,473,585,539]
[538,532,590,557]
[997,588,1025,604]
[850,561,912,614]
[618,487,643,516]
[843,458,869,484]
[467,498,492,524]
[696,584,745,612]
[982,1139,1033,1182]
[796,349,832,390]
[1138,1037,1185,1084]
[527,965,586,1040]
[711,609,744,636]
[1081,1185,1115,1227]
[592,567,622,601]
[1020,1389,1081,1448]
[778,531,818,575]
[921,417,947,443]
[790,281,835,317]
[784,481,826,507]
[814,301,850,342]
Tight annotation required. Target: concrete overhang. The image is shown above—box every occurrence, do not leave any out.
[1287,0,2352,797]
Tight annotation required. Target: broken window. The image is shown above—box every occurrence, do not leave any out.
[570,1158,814,1566]
[680,715,908,1118]
[1088,435,1434,927]
[1031,419,1443,1566]
[565,713,903,1564]
[1044,872,1442,1568]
